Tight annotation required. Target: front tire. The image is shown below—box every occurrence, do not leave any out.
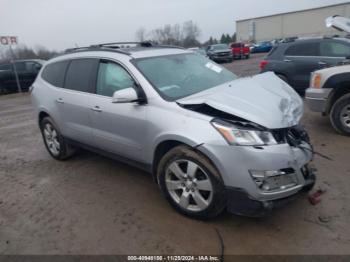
[157,146,226,219]
[330,94,350,136]
[40,117,76,160]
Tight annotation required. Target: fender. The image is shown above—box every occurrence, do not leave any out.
[323,72,350,90]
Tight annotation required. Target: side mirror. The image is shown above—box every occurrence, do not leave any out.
[112,87,139,103]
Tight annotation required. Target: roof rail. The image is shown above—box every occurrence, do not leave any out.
[91,41,154,48]
[64,46,131,55]
[91,41,184,49]
[63,41,184,56]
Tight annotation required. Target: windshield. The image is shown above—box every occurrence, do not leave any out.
[134,53,237,101]
[212,44,228,50]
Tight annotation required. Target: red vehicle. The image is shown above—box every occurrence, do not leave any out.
[230,42,250,59]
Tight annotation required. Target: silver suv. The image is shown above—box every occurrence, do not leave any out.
[31,42,316,219]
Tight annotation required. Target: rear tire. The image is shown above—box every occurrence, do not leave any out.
[157,145,226,219]
[40,117,76,160]
[330,93,350,136]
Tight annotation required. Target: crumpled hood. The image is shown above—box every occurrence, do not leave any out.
[177,72,303,129]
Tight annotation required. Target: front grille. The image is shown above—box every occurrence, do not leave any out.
[271,125,310,146]
[217,52,230,56]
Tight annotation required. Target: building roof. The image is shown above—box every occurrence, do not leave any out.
[236,2,349,22]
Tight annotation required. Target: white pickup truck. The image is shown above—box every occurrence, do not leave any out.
[306,16,350,136]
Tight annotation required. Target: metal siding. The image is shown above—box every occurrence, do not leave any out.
[236,3,350,42]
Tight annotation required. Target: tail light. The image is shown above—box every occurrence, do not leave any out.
[260,60,268,70]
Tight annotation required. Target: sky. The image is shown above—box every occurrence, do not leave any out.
[0,0,349,51]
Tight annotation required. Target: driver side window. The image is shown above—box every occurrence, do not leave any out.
[96,61,134,97]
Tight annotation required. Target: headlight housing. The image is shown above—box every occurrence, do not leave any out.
[212,120,277,146]
[311,73,322,89]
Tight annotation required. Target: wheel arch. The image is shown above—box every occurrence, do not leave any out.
[326,81,350,114]
[151,137,223,184]
[38,110,50,125]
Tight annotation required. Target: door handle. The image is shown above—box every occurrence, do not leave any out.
[55,98,64,104]
[318,61,327,66]
[91,106,102,112]
[284,59,292,62]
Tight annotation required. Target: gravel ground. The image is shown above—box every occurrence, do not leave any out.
[0,53,349,255]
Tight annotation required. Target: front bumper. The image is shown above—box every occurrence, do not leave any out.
[199,141,314,202]
[305,88,332,113]
[226,167,316,217]
[211,55,233,62]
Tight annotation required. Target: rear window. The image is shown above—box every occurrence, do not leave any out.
[0,64,11,70]
[41,61,69,87]
[64,59,97,93]
[285,42,320,56]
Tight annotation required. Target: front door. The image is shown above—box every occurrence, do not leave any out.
[89,59,147,161]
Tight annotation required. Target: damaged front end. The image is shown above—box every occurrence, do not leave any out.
[177,73,316,216]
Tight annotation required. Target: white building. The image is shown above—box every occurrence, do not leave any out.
[236,3,350,43]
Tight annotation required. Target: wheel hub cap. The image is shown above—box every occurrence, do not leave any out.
[165,160,213,212]
[43,123,60,156]
[340,104,350,128]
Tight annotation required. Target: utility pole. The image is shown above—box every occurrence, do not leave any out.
[9,45,22,93]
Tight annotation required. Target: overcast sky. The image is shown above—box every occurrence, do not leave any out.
[0,0,349,51]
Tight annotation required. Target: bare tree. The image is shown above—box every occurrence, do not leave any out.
[0,44,59,63]
[147,21,201,47]
[135,27,147,42]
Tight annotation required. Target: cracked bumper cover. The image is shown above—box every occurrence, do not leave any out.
[225,167,316,217]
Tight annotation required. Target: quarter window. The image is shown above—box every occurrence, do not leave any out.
[41,61,69,87]
[96,61,134,97]
[64,59,97,93]
[320,41,350,57]
[0,64,11,70]
[285,42,320,56]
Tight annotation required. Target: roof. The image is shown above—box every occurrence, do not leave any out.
[0,59,46,65]
[60,42,189,59]
[236,2,350,22]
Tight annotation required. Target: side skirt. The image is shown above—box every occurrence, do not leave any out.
[66,138,153,174]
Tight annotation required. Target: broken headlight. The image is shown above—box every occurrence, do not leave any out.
[212,120,277,146]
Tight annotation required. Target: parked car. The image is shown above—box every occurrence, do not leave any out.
[188,47,208,57]
[260,37,350,93]
[206,44,233,63]
[230,42,250,59]
[251,41,273,53]
[0,59,45,94]
[306,16,350,136]
[31,42,315,219]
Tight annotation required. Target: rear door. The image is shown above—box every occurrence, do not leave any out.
[284,41,322,89]
[58,58,99,144]
[0,63,15,93]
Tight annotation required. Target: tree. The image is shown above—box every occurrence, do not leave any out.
[147,20,201,47]
[226,34,231,43]
[220,34,226,44]
[0,44,59,63]
[231,33,237,43]
[135,27,147,42]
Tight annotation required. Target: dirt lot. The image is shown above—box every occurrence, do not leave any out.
[0,53,349,255]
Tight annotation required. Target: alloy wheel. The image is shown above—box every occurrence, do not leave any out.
[165,159,213,212]
[43,123,60,156]
[340,103,350,128]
